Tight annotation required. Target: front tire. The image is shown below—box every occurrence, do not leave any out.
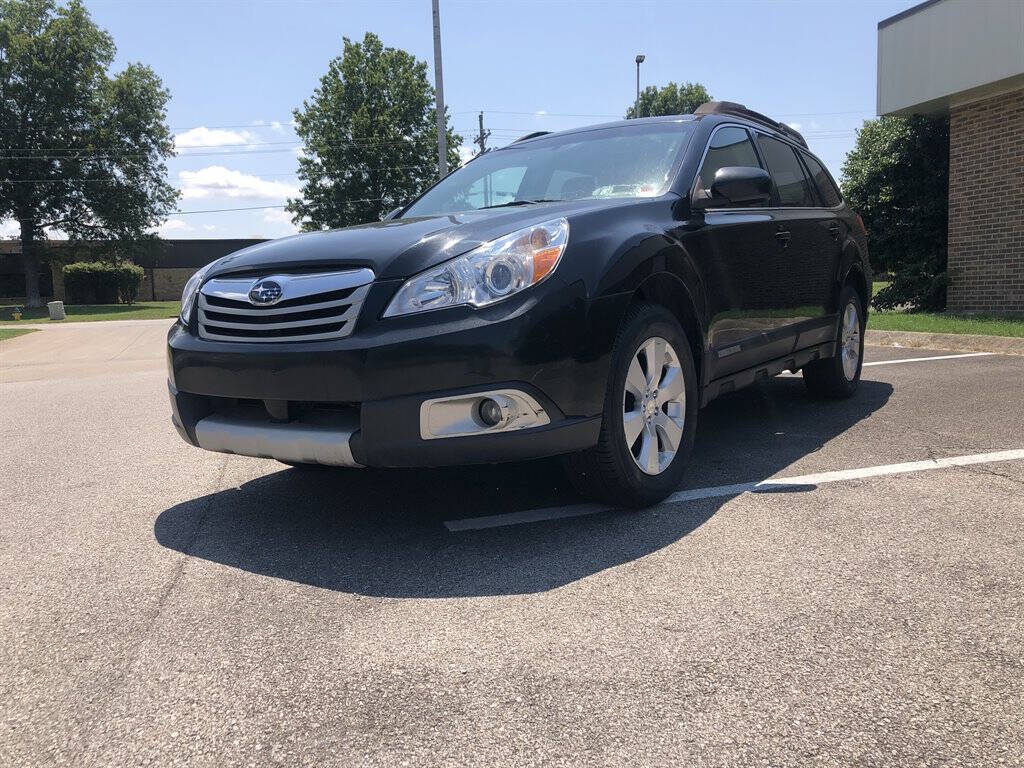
[564,303,698,508]
[803,285,865,399]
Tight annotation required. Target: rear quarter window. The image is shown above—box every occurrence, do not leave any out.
[801,152,843,207]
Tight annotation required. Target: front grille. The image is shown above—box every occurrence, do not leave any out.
[197,268,374,343]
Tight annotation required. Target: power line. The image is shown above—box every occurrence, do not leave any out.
[1,138,434,158]
[0,162,436,184]
[172,198,388,215]
[4,133,439,152]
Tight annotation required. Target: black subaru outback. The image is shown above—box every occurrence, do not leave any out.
[168,101,869,507]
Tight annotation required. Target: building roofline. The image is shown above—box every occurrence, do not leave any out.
[878,0,945,30]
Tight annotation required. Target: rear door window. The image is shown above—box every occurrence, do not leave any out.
[756,135,814,207]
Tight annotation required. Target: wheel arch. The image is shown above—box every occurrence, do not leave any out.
[841,255,870,316]
[629,272,706,388]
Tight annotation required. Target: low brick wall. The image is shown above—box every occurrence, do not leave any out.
[947,87,1024,312]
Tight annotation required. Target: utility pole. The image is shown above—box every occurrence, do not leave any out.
[431,0,447,178]
[474,111,491,155]
[474,111,492,205]
[634,54,645,118]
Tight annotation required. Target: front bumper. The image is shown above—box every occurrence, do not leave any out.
[168,277,612,468]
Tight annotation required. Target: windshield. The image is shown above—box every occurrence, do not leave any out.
[402,121,696,217]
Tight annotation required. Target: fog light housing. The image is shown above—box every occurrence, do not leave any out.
[420,389,551,440]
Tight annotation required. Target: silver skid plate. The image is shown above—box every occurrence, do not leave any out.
[194,407,362,467]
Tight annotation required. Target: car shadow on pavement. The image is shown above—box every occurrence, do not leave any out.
[154,377,892,598]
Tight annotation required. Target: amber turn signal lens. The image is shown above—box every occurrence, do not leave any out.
[532,246,562,284]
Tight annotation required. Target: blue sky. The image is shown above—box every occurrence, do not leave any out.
[22,0,916,239]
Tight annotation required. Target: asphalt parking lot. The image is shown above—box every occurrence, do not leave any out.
[1,322,1022,767]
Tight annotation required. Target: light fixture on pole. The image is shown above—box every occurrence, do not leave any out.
[634,54,645,118]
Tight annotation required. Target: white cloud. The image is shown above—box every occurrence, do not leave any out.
[203,224,217,232]
[178,166,299,200]
[263,208,299,235]
[535,110,547,116]
[1,219,19,238]
[174,126,258,150]
[457,143,476,164]
[786,122,802,131]
[156,218,193,236]
[252,119,286,133]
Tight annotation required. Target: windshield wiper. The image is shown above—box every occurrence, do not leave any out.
[479,198,561,210]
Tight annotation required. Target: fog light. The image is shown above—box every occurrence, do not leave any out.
[478,397,504,427]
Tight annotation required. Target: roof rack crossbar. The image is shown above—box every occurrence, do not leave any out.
[694,101,807,148]
[513,131,552,143]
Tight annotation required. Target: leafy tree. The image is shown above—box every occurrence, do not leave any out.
[841,115,949,311]
[625,81,712,119]
[0,0,178,306]
[288,33,462,230]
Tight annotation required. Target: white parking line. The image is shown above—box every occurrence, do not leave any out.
[444,448,1024,531]
[863,352,995,367]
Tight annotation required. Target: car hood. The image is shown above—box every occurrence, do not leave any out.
[206,197,640,282]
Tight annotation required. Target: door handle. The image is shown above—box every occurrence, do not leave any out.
[775,229,792,248]
[828,222,840,240]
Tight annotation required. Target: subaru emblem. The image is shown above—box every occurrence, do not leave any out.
[248,279,283,306]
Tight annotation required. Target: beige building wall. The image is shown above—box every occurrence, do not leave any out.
[877,0,1024,116]
[149,268,200,302]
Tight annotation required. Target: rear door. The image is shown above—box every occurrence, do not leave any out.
[754,134,834,349]
[800,150,847,336]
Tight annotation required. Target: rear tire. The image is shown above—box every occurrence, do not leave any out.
[803,285,864,399]
[564,303,698,508]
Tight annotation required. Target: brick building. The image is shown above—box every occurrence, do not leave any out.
[877,0,1024,312]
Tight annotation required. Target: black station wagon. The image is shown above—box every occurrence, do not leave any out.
[168,101,870,507]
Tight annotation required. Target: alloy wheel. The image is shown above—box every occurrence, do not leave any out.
[840,300,861,381]
[622,336,687,475]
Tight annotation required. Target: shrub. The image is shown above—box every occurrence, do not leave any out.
[63,262,145,305]
[115,263,144,304]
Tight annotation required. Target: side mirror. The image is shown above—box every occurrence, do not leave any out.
[383,206,404,221]
[700,166,772,208]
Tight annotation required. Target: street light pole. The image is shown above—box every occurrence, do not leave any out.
[634,54,645,118]
[432,0,448,178]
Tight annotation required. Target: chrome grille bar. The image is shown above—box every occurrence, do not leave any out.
[196,295,354,316]
[198,268,373,343]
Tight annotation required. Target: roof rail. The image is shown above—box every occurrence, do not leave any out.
[694,101,807,148]
[513,131,551,143]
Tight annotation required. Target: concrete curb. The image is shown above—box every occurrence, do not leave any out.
[866,330,1024,356]
[0,318,176,329]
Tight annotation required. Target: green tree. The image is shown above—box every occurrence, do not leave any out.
[288,33,462,230]
[841,115,949,311]
[0,0,178,306]
[625,81,712,119]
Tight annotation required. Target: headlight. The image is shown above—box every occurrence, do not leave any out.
[383,218,569,318]
[179,261,216,323]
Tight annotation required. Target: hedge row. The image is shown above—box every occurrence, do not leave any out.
[63,262,145,305]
